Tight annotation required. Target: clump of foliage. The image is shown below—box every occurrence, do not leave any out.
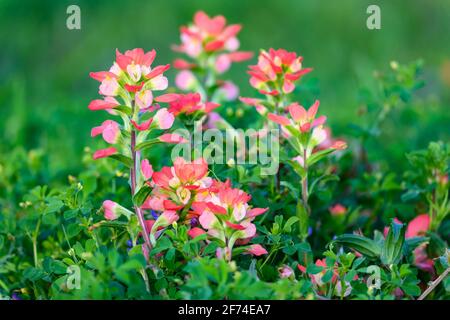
[0,11,448,301]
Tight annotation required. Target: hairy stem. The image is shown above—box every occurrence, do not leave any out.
[130,130,152,258]
[130,129,152,294]
[302,149,311,215]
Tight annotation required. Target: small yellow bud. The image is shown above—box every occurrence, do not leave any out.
[390,61,399,70]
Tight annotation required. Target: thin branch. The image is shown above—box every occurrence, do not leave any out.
[417,267,450,300]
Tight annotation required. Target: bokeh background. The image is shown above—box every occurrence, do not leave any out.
[1,0,449,185]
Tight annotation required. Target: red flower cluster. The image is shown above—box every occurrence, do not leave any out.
[248,48,312,95]
[141,157,268,258]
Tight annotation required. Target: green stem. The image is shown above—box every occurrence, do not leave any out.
[32,218,42,267]
[130,100,152,294]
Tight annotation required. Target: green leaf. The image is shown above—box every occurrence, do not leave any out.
[344,270,357,282]
[401,189,422,202]
[381,220,406,265]
[306,263,324,274]
[280,181,299,198]
[23,267,46,281]
[404,236,429,254]
[296,201,309,240]
[283,216,300,233]
[109,154,133,168]
[133,185,152,207]
[307,148,336,167]
[44,198,64,214]
[287,159,306,178]
[66,223,82,238]
[135,139,161,151]
[282,242,297,255]
[332,234,382,259]
[51,260,68,274]
[321,269,334,283]
[151,237,172,256]
[63,209,79,220]
[114,105,132,116]
[401,282,421,296]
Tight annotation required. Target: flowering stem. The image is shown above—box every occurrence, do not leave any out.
[130,129,152,293]
[302,149,310,215]
[130,126,152,260]
[298,149,311,241]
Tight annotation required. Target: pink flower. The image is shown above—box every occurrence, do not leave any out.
[279,265,294,278]
[115,49,170,88]
[247,207,269,218]
[151,158,211,196]
[174,157,209,185]
[175,11,245,57]
[168,93,219,116]
[267,101,326,133]
[248,48,312,95]
[90,71,118,82]
[245,244,268,256]
[93,147,117,160]
[131,118,153,131]
[141,159,153,180]
[102,200,132,220]
[91,120,120,144]
[173,11,251,88]
[175,70,197,90]
[103,200,119,220]
[218,81,239,101]
[153,108,175,129]
[154,93,181,103]
[91,48,170,105]
[331,140,347,150]
[115,48,156,72]
[406,214,430,238]
[215,54,232,73]
[188,227,206,239]
[90,71,121,97]
[158,133,188,144]
[135,90,153,110]
[88,97,119,111]
[215,52,254,74]
[161,210,179,224]
[173,58,197,69]
[239,96,267,115]
[329,204,347,216]
[151,210,179,233]
[267,113,291,126]
[99,77,120,96]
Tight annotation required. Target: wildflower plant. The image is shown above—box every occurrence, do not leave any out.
[173,11,253,103]
[88,48,269,267]
[2,9,448,302]
[89,48,182,261]
[242,49,348,240]
[142,157,269,260]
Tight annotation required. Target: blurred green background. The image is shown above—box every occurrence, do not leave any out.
[1,0,449,184]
